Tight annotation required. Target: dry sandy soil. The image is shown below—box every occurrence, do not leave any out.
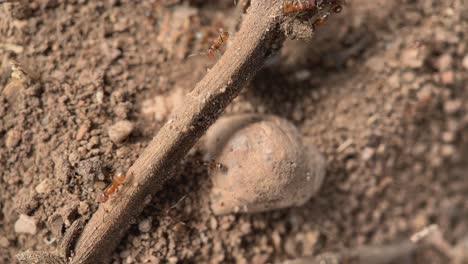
[0,0,467,263]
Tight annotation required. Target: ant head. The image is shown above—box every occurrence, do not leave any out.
[99,193,109,203]
[319,0,345,13]
[332,4,342,13]
[207,49,216,59]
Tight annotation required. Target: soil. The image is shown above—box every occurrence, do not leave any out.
[0,0,467,263]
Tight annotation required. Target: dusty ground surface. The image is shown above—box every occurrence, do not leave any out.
[0,0,467,263]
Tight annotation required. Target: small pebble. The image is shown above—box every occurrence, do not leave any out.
[440,71,454,85]
[441,144,456,157]
[96,91,104,104]
[402,71,415,83]
[444,100,462,114]
[138,218,152,233]
[362,147,375,161]
[442,131,455,143]
[294,70,311,81]
[108,120,134,143]
[78,201,90,216]
[210,217,218,230]
[35,179,52,194]
[76,124,89,141]
[365,56,386,72]
[5,129,22,149]
[168,256,178,264]
[400,48,423,68]
[462,55,468,70]
[436,53,453,71]
[77,157,104,182]
[14,214,37,235]
[120,250,131,258]
[125,256,134,264]
[0,237,10,248]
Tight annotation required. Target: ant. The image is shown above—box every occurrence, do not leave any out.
[284,0,316,14]
[284,0,343,30]
[203,159,227,173]
[195,158,228,173]
[284,0,343,16]
[98,171,126,203]
[207,31,230,59]
[189,28,230,60]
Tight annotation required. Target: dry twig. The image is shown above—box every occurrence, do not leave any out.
[17,0,344,263]
[284,225,468,264]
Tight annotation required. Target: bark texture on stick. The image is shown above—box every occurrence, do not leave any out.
[71,1,285,263]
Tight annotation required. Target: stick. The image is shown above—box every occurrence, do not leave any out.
[71,1,286,263]
[16,0,345,263]
[283,225,460,264]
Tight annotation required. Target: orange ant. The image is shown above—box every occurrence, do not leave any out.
[284,0,316,14]
[196,158,227,172]
[284,0,343,30]
[201,160,227,172]
[312,13,329,28]
[207,31,229,59]
[207,160,227,172]
[188,21,230,60]
[284,0,343,16]
[99,171,126,203]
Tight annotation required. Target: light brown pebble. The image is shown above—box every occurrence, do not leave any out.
[209,217,218,230]
[440,71,454,85]
[35,179,52,194]
[125,256,134,264]
[400,48,424,68]
[441,131,455,143]
[462,55,468,70]
[76,124,89,140]
[168,256,178,264]
[78,201,90,216]
[14,214,37,235]
[108,120,134,143]
[5,129,21,149]
[138,218,152,233]
[444,100,462,114]
[0,237,10,248]
[361,147,375,161]
[441,144,456,157]
[2,79,25,102]
[436,53,453,71]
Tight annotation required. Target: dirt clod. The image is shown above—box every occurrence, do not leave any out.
[138,218,152,233]
[462,55,468,70]
[76,124,89,141]
[5,129,21,149]
[14,214,37,235]
[35,179,53,194]
[205,114,325,215]
[444,100,462,115]
[107,120,134,143]
[141,89,185,122]
[77,157,105,183]
[0,237,10,248]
